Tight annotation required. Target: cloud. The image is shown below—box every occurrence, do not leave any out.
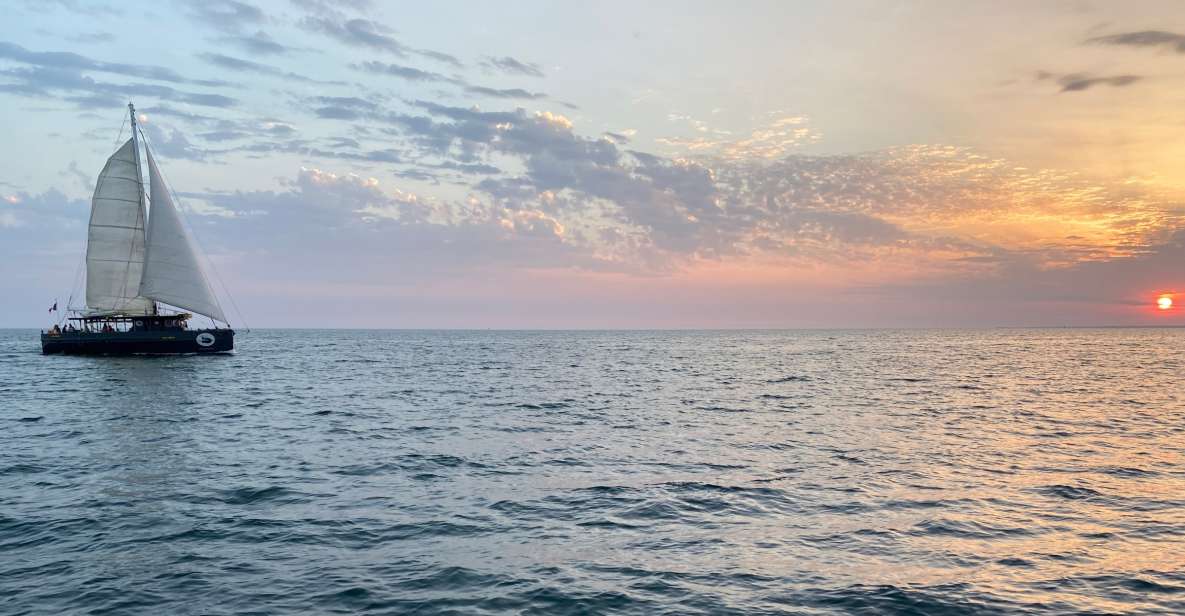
[713,144,1176,268]
[290,0,372,18]
[260,120,297,137]
[293,101,873,256]
[186,0,265,33]
[603,131,632,144]
[221,136,404,165]
[199,130,250,142]
[464,86,547,100]
[10,121,1184,326]
[217,30,292,56]
[1052,72,1143,92]
[353,60,453,82]
[342,100,1178,270]
[137,106,290,144]
[5,171,1174,327]
[0,189,87,235]
[353,61,551,101]
[301,16,462,67]
[98,77,1159,278]
[0,41,238,110]
[196,144,1185,325]
[198,52,345,85]
[134,107,299,149]
[432,161,501,175]
[415,49,463,67]
[179,166,588,287]
[65,31,116,44]
[481,56,544,77]
[302,17,404,54]
[139,105,226,125]
[658,115,819,159]
[141,123,208,161]
[1087,30,1185,54]
[0,41,230,87]
[310,95,379,120]
[0,64,237,109]
[349,103,737,255]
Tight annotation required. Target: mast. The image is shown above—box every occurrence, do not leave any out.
[127,102,158,316]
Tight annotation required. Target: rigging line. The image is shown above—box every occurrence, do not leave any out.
[62,247,86,325]
[206,250,250,334]
[112,112,126,151]
[136,125,247,332]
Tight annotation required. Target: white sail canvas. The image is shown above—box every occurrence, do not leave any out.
[139,150,228,323]
[85,138,154,315]
[44,104,236,357]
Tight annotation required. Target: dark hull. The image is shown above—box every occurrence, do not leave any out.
[41,329,234,355]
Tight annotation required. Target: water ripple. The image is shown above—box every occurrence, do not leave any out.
[1,328,1183,614]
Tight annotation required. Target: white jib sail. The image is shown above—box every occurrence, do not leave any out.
[139,150,228,324]
[85,138,154,314]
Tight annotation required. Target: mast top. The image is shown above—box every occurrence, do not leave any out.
[128,102,137,129]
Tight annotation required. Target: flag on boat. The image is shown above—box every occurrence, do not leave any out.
[48,301,57,313]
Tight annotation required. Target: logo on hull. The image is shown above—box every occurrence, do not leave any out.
[195,333,216,347]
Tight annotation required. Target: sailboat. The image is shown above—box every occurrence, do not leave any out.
[41,103,235,355]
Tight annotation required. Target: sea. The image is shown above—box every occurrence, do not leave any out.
[1,328,1183,615]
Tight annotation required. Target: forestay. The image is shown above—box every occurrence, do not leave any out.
[139,150,228,323]
[85,139,154,315]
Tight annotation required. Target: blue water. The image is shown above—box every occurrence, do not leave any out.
[2,329,1184,615]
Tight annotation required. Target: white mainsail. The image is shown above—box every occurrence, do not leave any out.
[85,138,154,315]
[138,150,228,323]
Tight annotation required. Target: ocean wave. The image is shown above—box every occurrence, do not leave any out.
[2,328,1183,614]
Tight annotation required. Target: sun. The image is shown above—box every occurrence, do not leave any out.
[1157,295,1173,310]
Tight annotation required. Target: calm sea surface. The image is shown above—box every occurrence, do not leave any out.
[1,329,1183,615]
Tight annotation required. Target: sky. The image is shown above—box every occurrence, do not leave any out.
[1,0,1184,328]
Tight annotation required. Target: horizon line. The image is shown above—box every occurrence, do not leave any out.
[5,325,1185,332]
